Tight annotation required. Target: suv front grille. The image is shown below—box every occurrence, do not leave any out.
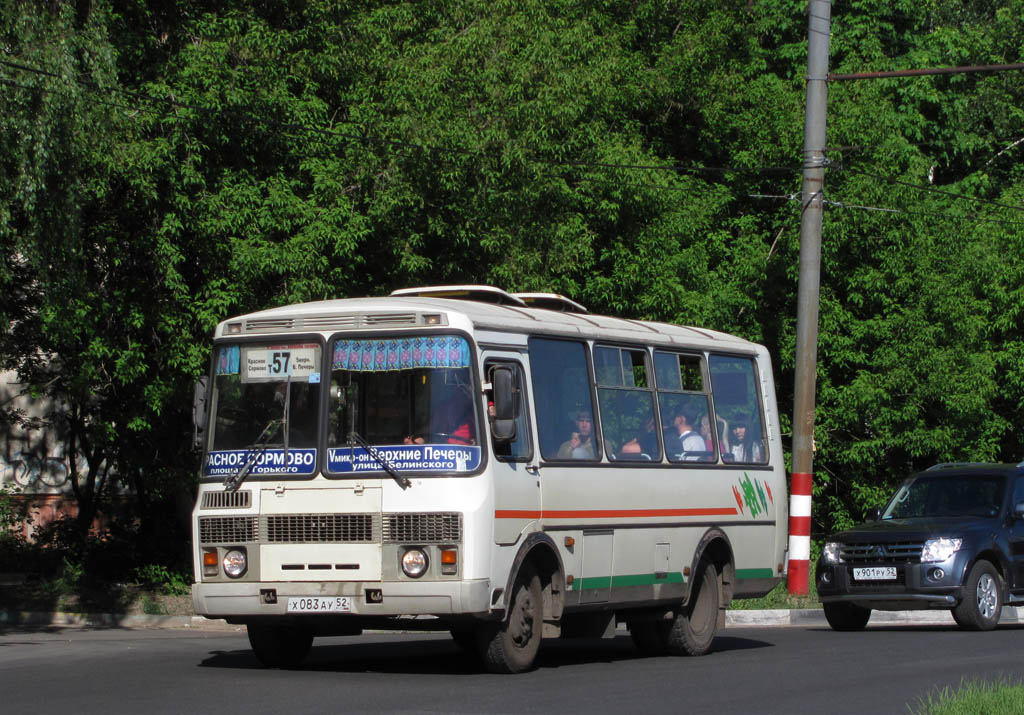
[840,541,924,563]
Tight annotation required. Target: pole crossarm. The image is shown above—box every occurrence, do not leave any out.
[829,63,1024,81]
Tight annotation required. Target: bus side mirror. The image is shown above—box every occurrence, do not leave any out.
[490,367,517,442]
[193,376,209,450]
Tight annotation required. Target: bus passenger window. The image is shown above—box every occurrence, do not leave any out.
[709,354,768,464]
[654,351,716,463]
[595,346,659,462]
[529,338,598,461]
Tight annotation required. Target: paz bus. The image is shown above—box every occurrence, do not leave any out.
[190,286,788,673]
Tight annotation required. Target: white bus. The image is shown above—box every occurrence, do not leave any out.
[191,286,788,672]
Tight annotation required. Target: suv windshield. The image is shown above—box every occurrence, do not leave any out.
[204,342,321,479]
[882,475,1005,520]
[326,335,481,474]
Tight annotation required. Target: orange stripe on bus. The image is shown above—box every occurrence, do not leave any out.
[494,507,738,519]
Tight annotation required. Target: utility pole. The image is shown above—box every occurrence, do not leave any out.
[788,0,832,595]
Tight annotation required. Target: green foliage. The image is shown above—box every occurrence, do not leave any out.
[0,483,24,536]
[133,563,191,596]
[2,0,1024,545]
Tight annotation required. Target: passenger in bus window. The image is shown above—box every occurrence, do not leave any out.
[618,416,658,460]
[557,411,596,459]
[666,407,705,458]
[405,399,476,446]
[729,419,763,463]
[699,414,728,460]
[700,415,713,450]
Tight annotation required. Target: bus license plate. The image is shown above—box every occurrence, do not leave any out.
[287,596,352,613]
[852,566,896,581]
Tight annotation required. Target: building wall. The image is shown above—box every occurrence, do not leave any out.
[1,371,108,539]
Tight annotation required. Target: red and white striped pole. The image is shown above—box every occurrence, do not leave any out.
[788,0,831,595]
[787,472,813,594]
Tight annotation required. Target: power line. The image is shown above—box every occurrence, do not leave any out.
[835,164,1024,214]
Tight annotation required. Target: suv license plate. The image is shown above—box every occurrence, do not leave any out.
[852,566,897,581]
[287,596,352,613]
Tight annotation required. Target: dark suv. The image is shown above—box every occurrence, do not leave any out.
[816,462,1024,631]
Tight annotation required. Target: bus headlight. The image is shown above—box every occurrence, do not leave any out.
[401,548,428,578]
[223,548,248,578]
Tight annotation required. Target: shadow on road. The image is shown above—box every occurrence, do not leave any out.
[199,632,775,674]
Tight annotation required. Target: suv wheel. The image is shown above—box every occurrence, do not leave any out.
[823,602,871,631]
[952,560,1002,631]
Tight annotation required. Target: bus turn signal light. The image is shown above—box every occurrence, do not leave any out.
[440,548,457,575]
[203,549,218,577]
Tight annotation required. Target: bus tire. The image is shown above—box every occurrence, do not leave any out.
[666,561,720,656]
[479,561,543,673]
[629,620,669,656]
[247,624,314,668]
[449,627,477,653]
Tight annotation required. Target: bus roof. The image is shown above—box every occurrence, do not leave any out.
[214,287,759,352]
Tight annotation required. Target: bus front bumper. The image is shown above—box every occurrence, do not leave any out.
[192,578,492,621]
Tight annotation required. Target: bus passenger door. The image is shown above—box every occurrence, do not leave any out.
[485,358,540,545]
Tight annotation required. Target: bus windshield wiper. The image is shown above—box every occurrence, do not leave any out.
[224,418,282,492]
[348,430,411,490]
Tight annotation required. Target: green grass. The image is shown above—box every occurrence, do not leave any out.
[729,579,821,610]
[912,679,1024,714]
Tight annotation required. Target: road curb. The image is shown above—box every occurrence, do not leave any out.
[725,606,1024,627]
[0,610,241,630]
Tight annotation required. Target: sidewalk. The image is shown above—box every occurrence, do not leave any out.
[3,607,1022,631]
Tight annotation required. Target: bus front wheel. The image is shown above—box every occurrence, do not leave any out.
[247,624,314,668]
[479,561,543,673]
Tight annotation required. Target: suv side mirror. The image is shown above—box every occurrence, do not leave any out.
[865,507,882,522]
[490,366,517,442]
[192,376,209,450]
[1015,502,1024,520]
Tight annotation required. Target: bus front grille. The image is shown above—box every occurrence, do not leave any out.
[199,516,259,544]
[266,514,376,543]
[383,513,462,543]
[201,490,252,509]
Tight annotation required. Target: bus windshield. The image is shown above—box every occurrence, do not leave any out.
[326,335,481,474]
[204,342,322,479]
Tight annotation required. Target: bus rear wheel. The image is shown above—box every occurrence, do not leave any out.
[247,624,314,668]
[479,561,543,673]
[630,561,721,657]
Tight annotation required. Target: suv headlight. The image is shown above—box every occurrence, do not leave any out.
[822,542,842,564]
[921,537,962,563]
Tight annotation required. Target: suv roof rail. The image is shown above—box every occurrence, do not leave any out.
[925,462,986,471]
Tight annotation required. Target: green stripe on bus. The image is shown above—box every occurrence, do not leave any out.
[571,572,685,591]
[735,568,774,579]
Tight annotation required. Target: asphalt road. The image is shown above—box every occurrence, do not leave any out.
[1,623,1021,714]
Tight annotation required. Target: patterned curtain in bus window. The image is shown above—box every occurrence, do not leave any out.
[332,335,470,371]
